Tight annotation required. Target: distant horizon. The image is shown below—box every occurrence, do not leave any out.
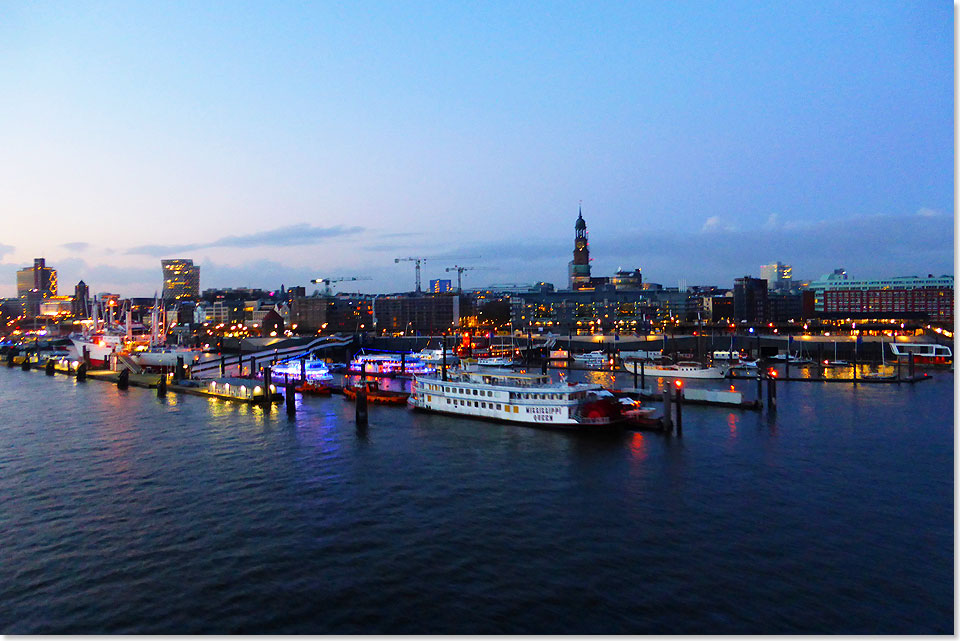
[1,2,952,298]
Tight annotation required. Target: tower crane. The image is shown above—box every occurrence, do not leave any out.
[445,265,481,294]
[395,255,480,294]
[310,276,372,296]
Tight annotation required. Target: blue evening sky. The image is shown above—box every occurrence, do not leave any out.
[0,1,953,296]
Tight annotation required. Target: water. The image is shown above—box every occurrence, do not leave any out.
[0,366,952,633]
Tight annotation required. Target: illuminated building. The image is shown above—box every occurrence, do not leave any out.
[73,280,89,318]
[733,276,768,323]
[760,262,793,292]
[808,272,953,324]
[16,258,57,318]
[161,259,200,301]
[430,279,453,293]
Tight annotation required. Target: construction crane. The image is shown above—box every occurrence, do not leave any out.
[310,276,372,296]
[445,265,480,294]
[395,256,480,294]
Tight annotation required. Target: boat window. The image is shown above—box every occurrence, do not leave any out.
[481,402,486,408]
[496,404,501,410]
[472,389,477,396]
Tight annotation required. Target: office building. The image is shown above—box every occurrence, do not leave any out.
[161,259,200,301]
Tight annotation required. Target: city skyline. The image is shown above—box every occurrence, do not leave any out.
[1,2,953,297]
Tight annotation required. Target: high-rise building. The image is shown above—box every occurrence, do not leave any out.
[760,262,792,292]
[161,259,200,301]
[430,279,453,293]
[733,276,768,323]
[16,258,57,318]
[568,207,592,290]
[73,280,89,318]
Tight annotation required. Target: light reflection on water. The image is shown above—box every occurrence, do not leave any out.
[0,366,952,634]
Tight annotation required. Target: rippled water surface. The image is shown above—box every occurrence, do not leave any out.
[0,366,952,633]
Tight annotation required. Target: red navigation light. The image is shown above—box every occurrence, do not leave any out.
[674,379,683,388]
[770,370,778,378]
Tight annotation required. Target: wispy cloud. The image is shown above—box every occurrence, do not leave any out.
[61,241,90,252]
[701,216,736,233]
[126,224,365,256]
[0,244,13,259]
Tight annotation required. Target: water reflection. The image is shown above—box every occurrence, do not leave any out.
[727,413,739,439]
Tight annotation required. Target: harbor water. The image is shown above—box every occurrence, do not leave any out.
[0,366,952,633]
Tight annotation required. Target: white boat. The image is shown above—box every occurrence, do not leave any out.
[409,367,625,428]
[769,353,814,364]
[624,359,727,379]
[70,333,125,367]
[131,346,202,367]
[712,350,740,362]
[888,343,952,365]
[572,350,607,366]
[416,348,460,366]
[619,349,663,361]
[476,356,515,367]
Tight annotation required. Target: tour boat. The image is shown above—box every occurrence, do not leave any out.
[349,352,435,375]
[623,359,727,379]
[888,343,952,365]
[409,366,624,429]
[270,356,334,382]
[131,346,203,368]
[476,356,515,367]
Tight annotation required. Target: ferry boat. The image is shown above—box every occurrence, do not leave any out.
[888,343,952,365]
[349,352,435,375]
[409,367,624,429]
[343,380,410,405]
[623,359,727,379]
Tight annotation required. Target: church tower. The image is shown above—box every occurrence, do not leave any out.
[568,206,592,290]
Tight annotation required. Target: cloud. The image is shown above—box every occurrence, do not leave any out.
[0,244,13,259]
[762,213,781,230]
[61,241,90,252]
[916,207,942,218]
[126,223,365,256]
[701,216,735,233]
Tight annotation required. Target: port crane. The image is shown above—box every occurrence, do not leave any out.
[395,256,479,294]
[310,276,372,296]
[444,265,482,294]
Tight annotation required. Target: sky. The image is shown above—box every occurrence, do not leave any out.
[0,1,953,297]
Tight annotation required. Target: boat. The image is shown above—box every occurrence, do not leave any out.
[623,359,727,379]
[617,397,657,420]
[70,332,125,368]
[571,350,607,367]
[270,356,334,382]
[343,380,410,405]
[295,380,332,395]
[349,351,435,375]
[409,366,625,428]
[888,343,952,366]
[415,348,460,366]
[130,346,203,368]
[619,349,663,361]
[768,353,814,365]
[711,350,740,362]
[476,356,515,367]
[822,341,849,367]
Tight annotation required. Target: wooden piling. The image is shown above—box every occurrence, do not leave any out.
[117,368,130,390]
[662,386,673,432]
[285,379,296,415]
[45,359,55,376]
[157,374,167,397]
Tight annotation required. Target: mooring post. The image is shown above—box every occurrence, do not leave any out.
[21,357,31,371]
[117,368,129,390]
[76,362,87,381]
[355,378,368,426]
[852,351,858,385]
[6,350,14,368]
[818,342,824,378]
[674,384,683,435]
[82,345,90,368]
[756,372,763,404]
[45,359,55,376]
[157,373,167,397]
[632,362,638,390]
[264,366,273,408]
[441,334,448,382]
[285,379,296,415]
[401,351,406,375]
[766,373,776,410]
[897,353,901,381]
[662,385,673,432]
[640,360,645,391]
[300,356,306,383]
[908,352,915,380]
